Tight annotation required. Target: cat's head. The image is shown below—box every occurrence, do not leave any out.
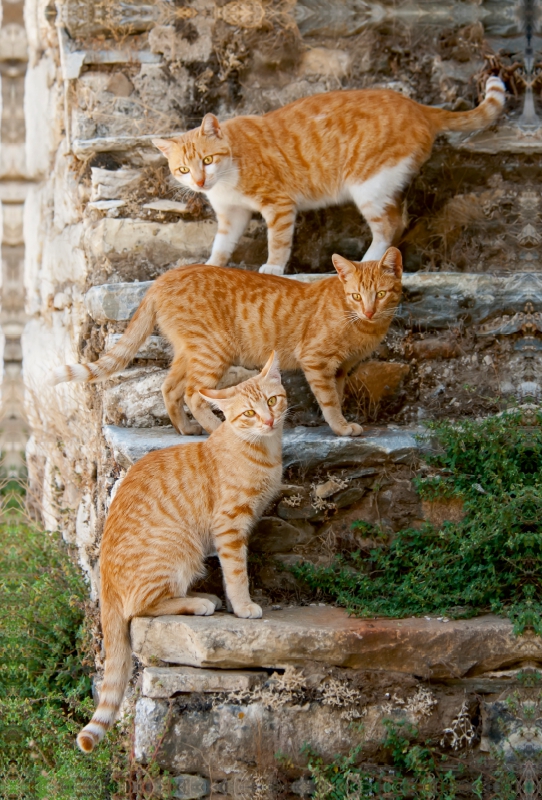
[332,247,403,323]
[199,352,287,440]
[153,115,233,194]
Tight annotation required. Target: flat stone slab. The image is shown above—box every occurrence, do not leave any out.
[104,423,423,470]
[142,666,267,698]
[131,607,542,679]
[85,272,542,328]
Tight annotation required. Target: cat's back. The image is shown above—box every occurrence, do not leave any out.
[153,264,312,326]
[227,89,433,138]
[102,440,213,547]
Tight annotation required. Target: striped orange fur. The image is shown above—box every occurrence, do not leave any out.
[54,248,403,437]
[153,78,505,274]
[76,354,286,753]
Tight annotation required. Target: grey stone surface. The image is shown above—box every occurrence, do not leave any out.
[103,423,424,470]
[142,666,266,698]
[131,607,541,677]
[85,272,542,328]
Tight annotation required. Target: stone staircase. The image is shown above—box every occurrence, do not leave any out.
[83,269,539,796]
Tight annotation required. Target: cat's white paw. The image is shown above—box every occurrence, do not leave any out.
[234,602,263,619]
[259,264,285,275]
[202,593,222,610]
[193,598,217,616]
[335,422,364,437]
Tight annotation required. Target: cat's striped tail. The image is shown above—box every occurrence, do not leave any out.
[77,601,132,753]
[430,75,506,133]
[52,289,156,386]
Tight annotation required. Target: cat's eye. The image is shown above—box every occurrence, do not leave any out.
[202,156,213,165]
[352,293,361,301]
[244,409,256,417]
[178,166,190,174]
[377,290,386,298]
[267,396,277,407]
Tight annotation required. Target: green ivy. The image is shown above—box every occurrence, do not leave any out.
[292,412,542,632]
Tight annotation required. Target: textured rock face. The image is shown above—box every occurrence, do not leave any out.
[134,697,376,775]
[131,607,539,677]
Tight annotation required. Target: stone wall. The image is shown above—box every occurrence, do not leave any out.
[20,0,542,792]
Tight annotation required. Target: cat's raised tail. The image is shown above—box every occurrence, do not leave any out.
[429,75,506,133]
[76,599,132,753]
[51,287,157,385]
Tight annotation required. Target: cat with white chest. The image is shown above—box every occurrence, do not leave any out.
[154,78,505,275]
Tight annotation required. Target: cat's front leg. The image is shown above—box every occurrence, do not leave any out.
[259,203,296,275]
[302,362,363,437]
[213,526,262,618]
[206,207,252,267]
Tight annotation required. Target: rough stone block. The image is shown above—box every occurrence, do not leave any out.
[103,423,423,471]
[90,167,143,201]
[85,218,216,272]
[103,368,169,427]
[131,607,539,677]
[142,666,266,698]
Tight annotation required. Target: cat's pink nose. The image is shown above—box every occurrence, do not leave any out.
[264,418,274,428]
[364,310,374,319]
[195,178,205,188]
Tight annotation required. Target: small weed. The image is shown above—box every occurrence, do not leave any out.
[292,412,542,632]
[302,720,518,799]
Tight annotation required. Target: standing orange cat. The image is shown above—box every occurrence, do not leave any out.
[153,78,505,274]
[54,248,403,438]
[76,355,286,752]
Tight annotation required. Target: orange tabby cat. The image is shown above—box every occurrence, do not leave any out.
[53,248,402,437]
[76,354,286,753]
[153,78,505,274]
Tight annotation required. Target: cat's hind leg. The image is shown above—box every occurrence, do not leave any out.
[162,355,203,435]
[184,353,230,433]
[187,590,222,610]
[350,165,410,261]
[206,207,252,267]
[301,358,363,437]
[142,596,217,616]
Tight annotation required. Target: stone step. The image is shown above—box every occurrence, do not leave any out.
[104,423,424,469]
[85,271,541,329]
[131,607,536,679]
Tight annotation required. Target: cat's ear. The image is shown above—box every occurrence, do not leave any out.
[152,138,176,157]
[379,247,403,278]
[260,351,281,383]
[201,113,223,139]
[199,386,236,412]
[332,254,357,283]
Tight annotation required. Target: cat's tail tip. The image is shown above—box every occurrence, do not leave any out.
[485,75,506,104]
[76,722,106,753]
[50,363,95,386]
